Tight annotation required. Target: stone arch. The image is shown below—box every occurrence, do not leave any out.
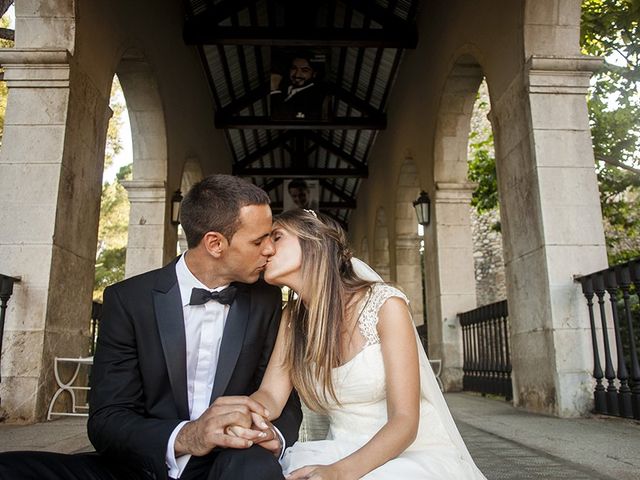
[177,157,204,253]
[426,53,487,390]
[372,207,391,282]
[116,49,170,277]
[394,157,424,325]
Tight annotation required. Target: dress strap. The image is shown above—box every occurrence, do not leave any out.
[357,284,409,346]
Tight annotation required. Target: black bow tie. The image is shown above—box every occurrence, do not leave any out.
[189,285,238,306]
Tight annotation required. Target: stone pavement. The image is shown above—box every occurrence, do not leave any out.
[0,393,638,479]
[448,393,639,480]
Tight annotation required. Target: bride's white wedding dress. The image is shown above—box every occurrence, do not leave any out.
[281,284,486,479]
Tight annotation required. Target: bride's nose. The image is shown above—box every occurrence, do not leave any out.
[262,237,276,256]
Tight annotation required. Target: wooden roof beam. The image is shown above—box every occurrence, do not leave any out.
[234,166,368,178]
[184,26,418,48]
[306,131,366,170]
[319,180,354,203]
[216,116,386,130]
[234,132,294,170]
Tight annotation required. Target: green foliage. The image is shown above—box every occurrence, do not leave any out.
[582,0,640,264]
[467,81,499,215]
[582,0,640,166]
[93,163,132,301]
[468,131,498,213]
[93,74,130,300]
[467,1,640,263]
[94,247,127,296]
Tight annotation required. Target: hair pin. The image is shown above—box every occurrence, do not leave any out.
[303,209,318,218]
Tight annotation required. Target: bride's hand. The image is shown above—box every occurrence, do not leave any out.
[224,410,273,444]
[286,464,346,480]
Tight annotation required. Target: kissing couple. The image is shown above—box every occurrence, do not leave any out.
[0,174,485,480]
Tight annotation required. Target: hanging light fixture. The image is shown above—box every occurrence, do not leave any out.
[171,190,183,226]
[413,190,431,227]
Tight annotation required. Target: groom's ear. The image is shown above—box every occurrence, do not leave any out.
[202,231,229,258]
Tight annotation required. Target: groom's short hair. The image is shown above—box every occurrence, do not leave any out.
[180,174,270,248]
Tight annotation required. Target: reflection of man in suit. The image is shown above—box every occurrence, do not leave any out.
[271,52,328,121]
[287,179,319,211]
[0,175,302,480]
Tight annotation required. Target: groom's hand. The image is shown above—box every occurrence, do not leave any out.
[226,417,283,457]
[252,419,283,456]
[174,396,269,457]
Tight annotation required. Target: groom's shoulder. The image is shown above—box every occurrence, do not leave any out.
[239,278,282,305]
[107,259,177,294]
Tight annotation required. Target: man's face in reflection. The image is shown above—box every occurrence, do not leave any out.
[289,58,316,87]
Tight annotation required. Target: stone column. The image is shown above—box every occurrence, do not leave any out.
[121,180,172,278]
[0,49,109,421]
[425,182,477,390]
[373,209,391,282]
[396,234,424,326]
[490,55,608,416]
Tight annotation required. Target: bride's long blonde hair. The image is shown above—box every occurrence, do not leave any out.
[274,209,374,412]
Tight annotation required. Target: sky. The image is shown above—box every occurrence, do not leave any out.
[104,82,133,184]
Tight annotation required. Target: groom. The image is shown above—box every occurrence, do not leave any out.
[0,174,302,479]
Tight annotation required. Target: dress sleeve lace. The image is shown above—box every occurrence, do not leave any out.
[357,284,410,346]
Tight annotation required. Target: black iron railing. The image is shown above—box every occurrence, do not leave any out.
[90,301,102,356]
[576,259,640,420]
[459,300,512,400]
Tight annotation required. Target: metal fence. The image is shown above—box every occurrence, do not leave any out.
[576,259,640,420]
[90,301,102,356]
[459,300,512,400]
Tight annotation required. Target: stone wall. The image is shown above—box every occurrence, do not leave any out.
[471,208,506,306]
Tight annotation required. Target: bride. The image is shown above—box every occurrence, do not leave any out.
[236,209,486,479]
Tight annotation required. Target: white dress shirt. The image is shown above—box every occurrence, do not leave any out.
[165,255,284,479]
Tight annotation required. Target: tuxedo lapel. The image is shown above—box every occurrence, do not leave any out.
[153,262,189,420]
[211,285,251,402]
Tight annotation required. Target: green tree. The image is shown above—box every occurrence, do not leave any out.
[94,77,131,300]
[467,1,640,263]
[467,81,497,215]
[582,0,640,263]
[94,163,131,300]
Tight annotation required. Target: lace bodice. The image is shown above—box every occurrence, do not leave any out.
[283,282,486,480]
[357,283,409,346]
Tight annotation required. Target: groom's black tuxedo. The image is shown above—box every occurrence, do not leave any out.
[87,257,302,479]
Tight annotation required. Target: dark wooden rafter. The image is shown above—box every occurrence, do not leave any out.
[344,15,371,160]
[306,131,365,169]
[216,116,386,130]
[271,200,355,209]
[231,12,261,163]
[185,0,257,29]
[183,0,421,224]
[342,0,413,31]
[260,178,284,192]
[327,84,384,118]
[233,166,367,178]
[319,179,354,203]
[234,132,294,170]
[250,8,273,171]
[184,27,417,49]
[217,84,271,117]
[325,6,351,172]
[269,205,348,229]
[218,82,384,120]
